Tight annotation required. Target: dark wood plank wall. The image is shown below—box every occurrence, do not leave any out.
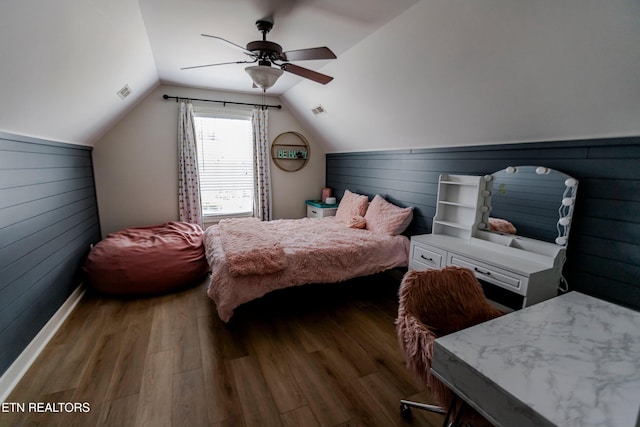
[0,132,101,377]
[326,136,640,311]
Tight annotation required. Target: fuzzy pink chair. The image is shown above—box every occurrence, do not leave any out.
[396,266,503,426]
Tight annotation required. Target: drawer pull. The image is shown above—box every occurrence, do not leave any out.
[311,210,317,214]
[474,267,492,276]
[420,254,434,262]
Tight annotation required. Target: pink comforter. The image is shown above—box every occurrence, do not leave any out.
[204,216,409,322]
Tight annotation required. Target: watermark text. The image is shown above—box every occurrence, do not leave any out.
[1,402,90,413]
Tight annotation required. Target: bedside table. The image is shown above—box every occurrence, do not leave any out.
[305,200,338,218]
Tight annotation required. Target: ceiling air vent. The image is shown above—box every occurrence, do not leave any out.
[117,84,132,100]
[311,105,326,115]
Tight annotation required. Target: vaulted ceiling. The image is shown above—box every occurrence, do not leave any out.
[140,0,419,94]
[1,0,639,150]
[0,0,417,145]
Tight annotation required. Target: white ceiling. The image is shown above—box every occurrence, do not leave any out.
[0,0,417,145]
[139,0,419,94]
[1,0,638,149]
[282,0,640,152]
[0,0,158,145]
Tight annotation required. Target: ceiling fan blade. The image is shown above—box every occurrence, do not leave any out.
[281,47,336,61]
[201,34,255,57]
[281,63,333,84]
[181,60,256,70]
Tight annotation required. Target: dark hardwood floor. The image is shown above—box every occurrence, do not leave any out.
[1,272,444,427]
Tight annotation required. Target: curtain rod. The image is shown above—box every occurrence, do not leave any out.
[162,94,281,110]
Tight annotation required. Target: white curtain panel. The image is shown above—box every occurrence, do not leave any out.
[178,100,203,227]
[252,108,272,221]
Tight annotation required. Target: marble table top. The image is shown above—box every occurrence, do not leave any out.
[431,292,640,427]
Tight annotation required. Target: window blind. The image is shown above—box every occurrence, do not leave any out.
[193,115,254,216]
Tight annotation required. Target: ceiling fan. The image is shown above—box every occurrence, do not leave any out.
[182,18,336,90]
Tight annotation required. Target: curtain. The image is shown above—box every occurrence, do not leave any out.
[252,108,272,221]
[178,100,203,227]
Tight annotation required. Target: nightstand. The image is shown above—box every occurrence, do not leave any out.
[305,200,338,218]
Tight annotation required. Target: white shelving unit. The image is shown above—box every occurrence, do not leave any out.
[432,174,491,239]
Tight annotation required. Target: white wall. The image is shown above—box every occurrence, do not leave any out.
[93,84,325,236]
[283,0,640,152]
[0,0,158,145]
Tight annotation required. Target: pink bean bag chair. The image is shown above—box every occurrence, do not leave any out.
[85,221,209,296]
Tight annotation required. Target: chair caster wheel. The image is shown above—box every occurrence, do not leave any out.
[400,403,412,420]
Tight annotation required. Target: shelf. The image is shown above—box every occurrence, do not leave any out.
[271,131,310,172]
[432,174,490,240]
[433,220,472,230]
[438,200,476,209]
[440,180,477,186]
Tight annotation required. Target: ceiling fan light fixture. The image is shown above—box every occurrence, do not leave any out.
[245,65,283,91]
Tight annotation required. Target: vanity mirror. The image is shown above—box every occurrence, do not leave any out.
[410,169,577,312]
[486,166,578,245]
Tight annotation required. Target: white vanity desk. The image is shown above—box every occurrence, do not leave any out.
[409,232,564,311]
[409,169,577,311]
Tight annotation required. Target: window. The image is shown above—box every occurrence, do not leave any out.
[193,114,254,218]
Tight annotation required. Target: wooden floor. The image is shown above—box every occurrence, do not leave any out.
[1,272,445,427]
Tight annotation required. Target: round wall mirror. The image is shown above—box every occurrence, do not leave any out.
[271,131,310,172]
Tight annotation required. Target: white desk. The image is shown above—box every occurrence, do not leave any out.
[431,292,640,427]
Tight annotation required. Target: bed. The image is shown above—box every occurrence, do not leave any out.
[204,191,412,322]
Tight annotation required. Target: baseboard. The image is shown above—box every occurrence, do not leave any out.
[0,284,86,403]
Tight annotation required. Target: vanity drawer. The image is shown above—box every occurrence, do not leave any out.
[448,254,525,294]
[409,243,445,271]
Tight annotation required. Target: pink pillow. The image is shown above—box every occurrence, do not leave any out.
[365,195,413,235]
[335,190,369,223]
[346,215,366,229]
[489,217,517,234]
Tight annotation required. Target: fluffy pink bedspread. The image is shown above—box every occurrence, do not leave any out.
[204,216,409,322]
[218,217,287,276]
